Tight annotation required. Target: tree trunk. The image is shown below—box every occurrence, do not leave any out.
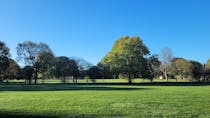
[34,67,38,85]
[42,78,44,84]
[63,77,66,83]
[164,72,168,82]
[128,73,132,84]
[75,77,77,83]
[29,79,32,85]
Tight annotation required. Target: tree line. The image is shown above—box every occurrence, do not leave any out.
[0,36,210,84]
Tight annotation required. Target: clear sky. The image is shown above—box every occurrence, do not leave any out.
[0,0,210,65]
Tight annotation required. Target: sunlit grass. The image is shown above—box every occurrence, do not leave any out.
[0,84,209,118]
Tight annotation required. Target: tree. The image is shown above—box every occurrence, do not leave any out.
[189,60,203,81]
[159,47,173,82]
[205,59,210,70]
[86,66,101,83]
[143,55,161,81]
[203,59,210,82]
[97,63,113,79]
[22,66,34,84]
[50,56,79,83]
[5,58,21,82]
[100,36,150,84]
[0,41,10,83]
[171,58,192,80]
[74,57,92,79]
[36,51,54,83]
[16,41,52,84]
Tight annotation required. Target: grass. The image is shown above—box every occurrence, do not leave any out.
[0,84,210,118]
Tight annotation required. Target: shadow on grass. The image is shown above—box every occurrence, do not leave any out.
[0,111,126,118]
[0,84,153,92]
[0,113,55,118]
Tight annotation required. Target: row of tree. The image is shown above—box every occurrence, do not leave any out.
[0,36,210,84]
[100,36,210,83]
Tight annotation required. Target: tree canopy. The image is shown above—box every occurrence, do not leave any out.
[0,41,10,82]
[16,41,52,84]
[100,36,150,83]
[171,58,192,79]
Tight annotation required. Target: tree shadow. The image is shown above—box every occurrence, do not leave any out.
[0,84,153,92]
[0,111,126,118]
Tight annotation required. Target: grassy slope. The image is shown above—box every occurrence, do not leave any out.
[0,84,209,118]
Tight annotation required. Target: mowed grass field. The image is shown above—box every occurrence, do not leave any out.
[0,84,210,118]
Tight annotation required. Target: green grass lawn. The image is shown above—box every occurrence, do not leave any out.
[0,84,209,118]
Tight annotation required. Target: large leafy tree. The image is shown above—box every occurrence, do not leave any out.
[203,59,210,82]
[36,51,54,83]
[171,58,192,79]
[97,63,113,79]
[16,41,52,84]
[144,55,161,81]
[86,66,101,81]
[205,59,210,70]
[5,58,21,82]
[189,60,203,81]
[100,36,150,83]
[0,41,10,82]
[50,56,79,83]
[159,47,173,82]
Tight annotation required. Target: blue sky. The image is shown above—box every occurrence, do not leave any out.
[0,0,210,65]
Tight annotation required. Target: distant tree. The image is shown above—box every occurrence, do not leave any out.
[16,41,52,84]
[203,59,210,82]
[171,58,192,80]
[22,66,34,84]
[143,55,161,81]
[0,41,10,83]
[205,59,210,70]
[5,58,21,82]
[189,60,203,81]
[36,51,54,83]
[74,57,92,78]
[86,66,101,83]
[97,63,113,79]
[50,56,79,83]
[100,36,150,84]
[159,47,173,82]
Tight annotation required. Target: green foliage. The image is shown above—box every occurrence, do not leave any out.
[16,41,52,84]
[22,66,34,84]
[205,58,210,70]
[0,85,209,117]
[171,58,192,79]
[36,51,54,80]
[143,55,161,80]
[5,58,21,80]
[189,60,203,80]
[100,36,150,83]
[16,41,52,65]
[86,66,101,79]
[50,56,79,83]
[0,41,10,82]
[97,63,113,79]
